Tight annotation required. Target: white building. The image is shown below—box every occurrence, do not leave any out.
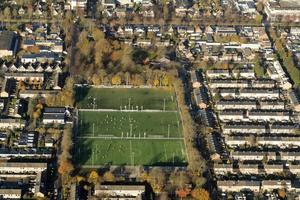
[0,162,47,173]
[231,151,276,161]
[265,0,300,22]
[0,189,22,199]
[261,180,292,191]
[217,180,260,192]
[94,184,145,198]
[67,0,87,10]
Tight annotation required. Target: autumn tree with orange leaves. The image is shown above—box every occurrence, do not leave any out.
[191,188,209,200]
[58,125,74,183]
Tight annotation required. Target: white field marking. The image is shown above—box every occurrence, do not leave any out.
[164,144,167,161]
[76,136,184,140]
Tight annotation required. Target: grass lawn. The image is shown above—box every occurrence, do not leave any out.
[75,138,187,166]
[78,111,182,138]
[75,87,177,110]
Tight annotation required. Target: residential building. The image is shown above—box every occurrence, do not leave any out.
[190,70,201,88]
[261,180,292,191]
[257,136,300,147]
[225,136,250,147]
[222,123,266,134]
[219,110,245,122]
[231,151,276,161]
[19,90,59,99]
[94,184,146,199]
[216,100,257,110]
[0,118,25,129]
[206,69,231,78]
[289,164,300,174]
[288,90,300,112]
[217,180,260,192]
[0,162,47,173]
[207,132,224,161]
[213,163,234,175]
[259,100,285,110]
[239,163,259,174]
[0,31,19,58]
[67,0,87,10]
[280,152,300,161]
[265,0,300,22]
[193,88,208,109]
[248,110,290,122]
[270,123,298,134]
[209,79,249,89]
[0,189,22,199]
[43,107,72,124]
[264,164,284,174]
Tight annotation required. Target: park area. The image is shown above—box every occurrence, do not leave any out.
[74,87,187,167]
[75,87,177,110]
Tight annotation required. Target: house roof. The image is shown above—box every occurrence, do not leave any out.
[0,189,22,195]
[43,113,65,120]
[0,162,47,168]
[0,31,16,51]
[44,107,66,114]
[95,184,145,191]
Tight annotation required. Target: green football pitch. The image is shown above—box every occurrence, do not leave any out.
[75,87,177,110]
[74,138,187,166]
[78,111,182,138]
[75,87,187,167]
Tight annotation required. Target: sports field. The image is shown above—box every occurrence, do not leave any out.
[78,111,182,138]
[75,87,177,110]
[75,138,187,166]
[74,87,187,167]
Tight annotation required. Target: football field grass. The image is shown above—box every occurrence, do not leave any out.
[78,111,182,138]
[75,87,187,167]
[75,87,177,110]
[74,138,187,166]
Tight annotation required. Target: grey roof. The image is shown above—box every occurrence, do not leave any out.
[95,184,145,191]
[249,110,290,116]
[217,180,260,187]
[217,99,257,106]
[44,107,66,114]
[0,162,47,168]
[43,113,65,120]
[289,90,300,105]
[0,31,16,51]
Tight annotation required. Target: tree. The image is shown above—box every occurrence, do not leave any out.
[58,125,74,181]
[162,75,169,86]
[253,55,265,78]
[58,159,74,175]
[111,75,122,85]
[191,188,209,200]
[3,7,11,20]
[256,2,264,13]
[32,110,41,119]
[88,170,100,184]
[176,188,191,198]
[147,168,166,193]
[91,74,101,85]
[169,171,191,190]
[77,31,92,58]
[278,189,286,199]
[103,171,115,182]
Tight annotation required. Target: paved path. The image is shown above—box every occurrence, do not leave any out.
[79,108,178,113]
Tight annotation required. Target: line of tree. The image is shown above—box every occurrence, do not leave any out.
[269,27,300,87]
[58,125,74,185]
